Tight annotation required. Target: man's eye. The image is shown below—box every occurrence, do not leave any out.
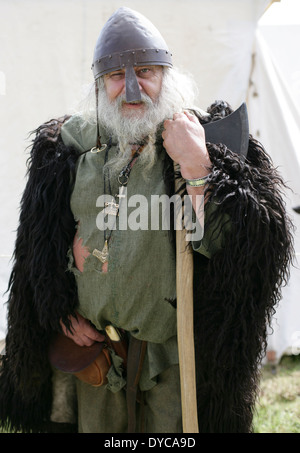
[137,68,152,78]
[110,72,125,80]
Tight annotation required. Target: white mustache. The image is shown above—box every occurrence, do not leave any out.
[115,93,154,109]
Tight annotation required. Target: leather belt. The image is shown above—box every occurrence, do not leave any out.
[126,337,147,433]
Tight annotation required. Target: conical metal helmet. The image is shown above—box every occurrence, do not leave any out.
[92,7,173,102]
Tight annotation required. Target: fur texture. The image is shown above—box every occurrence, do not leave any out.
[0,103,294,433]
[193,102,294,432]
[0,116,79,432]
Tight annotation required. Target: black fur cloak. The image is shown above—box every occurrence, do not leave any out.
[0,102,294,433]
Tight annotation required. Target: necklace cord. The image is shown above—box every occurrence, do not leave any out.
[103,142,142,245]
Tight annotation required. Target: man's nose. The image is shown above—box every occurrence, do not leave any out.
[125,66,142,102]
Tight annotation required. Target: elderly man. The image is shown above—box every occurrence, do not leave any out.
[0,8,293,433]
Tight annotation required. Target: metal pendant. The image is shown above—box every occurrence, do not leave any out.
[104,200,119,216]
[92,241,109,263]
[90,144,108,153]
[117,185,127,200]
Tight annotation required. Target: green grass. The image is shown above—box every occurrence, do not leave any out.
[253,355,300,433]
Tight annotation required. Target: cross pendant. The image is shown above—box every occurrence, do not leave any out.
[117,185,127,200]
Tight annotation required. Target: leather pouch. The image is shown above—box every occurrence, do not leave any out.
[74,347,111,386]
[49,332,111,387]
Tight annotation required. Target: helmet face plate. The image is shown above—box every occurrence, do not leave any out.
[92,7,172,102]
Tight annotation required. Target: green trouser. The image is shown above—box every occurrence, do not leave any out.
[76,364,182,433]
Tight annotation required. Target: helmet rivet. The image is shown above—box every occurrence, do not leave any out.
[142,49,146,53]
[156,49,159,52]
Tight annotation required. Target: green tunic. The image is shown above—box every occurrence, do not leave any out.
[61,114,225,393]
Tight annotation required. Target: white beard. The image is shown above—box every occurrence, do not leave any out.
[97,91,159,144]
[95,68,195,178]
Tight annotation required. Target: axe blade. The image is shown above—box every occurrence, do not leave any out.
[202,102,249,160]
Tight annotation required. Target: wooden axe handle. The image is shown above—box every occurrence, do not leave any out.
[175,171,199,433]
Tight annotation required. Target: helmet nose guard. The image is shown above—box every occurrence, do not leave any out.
[91,7,173,103]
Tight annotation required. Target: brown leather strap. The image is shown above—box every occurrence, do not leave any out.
[126,336,147,433]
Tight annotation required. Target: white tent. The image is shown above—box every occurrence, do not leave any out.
[248,1,300,361]
[0,0,299,361]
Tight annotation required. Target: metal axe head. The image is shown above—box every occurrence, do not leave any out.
[202,103,249,160]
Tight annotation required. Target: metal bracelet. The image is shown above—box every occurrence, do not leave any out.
[185,173,212,187]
